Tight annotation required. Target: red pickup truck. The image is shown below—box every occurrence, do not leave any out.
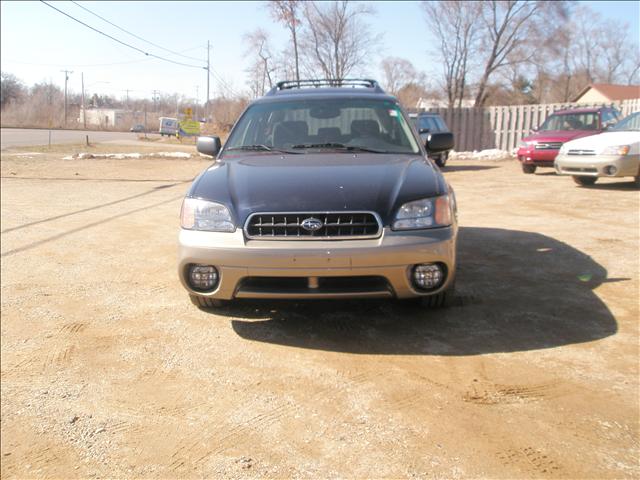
[517,107,621,174]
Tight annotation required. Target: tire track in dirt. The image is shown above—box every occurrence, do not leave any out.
[166,370,381,472]
[59,322,86,334]
[496,447,561,475]
[462,382,561,405]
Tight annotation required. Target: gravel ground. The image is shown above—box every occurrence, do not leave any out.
[1,145,638,479]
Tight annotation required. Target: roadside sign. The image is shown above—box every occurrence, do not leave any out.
[178,119,201,136]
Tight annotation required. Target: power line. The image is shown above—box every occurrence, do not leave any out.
[3,44,206,68]
[40,1,207,70]
[69,1,204,62]
[3,58,153,68]
[208,69,242,98]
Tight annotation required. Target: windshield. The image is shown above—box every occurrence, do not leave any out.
[612,112,640,131]
[417,115,447,132]
[539,113,599,131]
[224,98,420,155]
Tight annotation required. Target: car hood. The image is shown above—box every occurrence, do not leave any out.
[189,153,446,226]
[522,130,597,143]
[562,131,640,152]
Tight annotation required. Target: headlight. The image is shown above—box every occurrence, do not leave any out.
[519,140,536,148]
[601,145,630,156]
[559,145,568,154]
[180,198,235,232]
[392,195,453,230]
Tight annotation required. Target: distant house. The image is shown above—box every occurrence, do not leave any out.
[573,83,640,104]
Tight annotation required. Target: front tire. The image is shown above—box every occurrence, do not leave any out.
[572,175,597,186]
[189,294,229,309]
[435,152,448,168]
[522,164,536,174]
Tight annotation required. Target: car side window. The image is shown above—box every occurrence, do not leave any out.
[601,110,618,127]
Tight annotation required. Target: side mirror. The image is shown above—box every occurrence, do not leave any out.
[196,136,221,157]
[425,132,454,153]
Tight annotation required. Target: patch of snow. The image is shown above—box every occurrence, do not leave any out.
[450,149,513,160]
[153,152,191,158]
[8,152,44,157]
[60,151,192,160]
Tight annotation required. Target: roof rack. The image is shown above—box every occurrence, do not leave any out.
[267,79,385,95]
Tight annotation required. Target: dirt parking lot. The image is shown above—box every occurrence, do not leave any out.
[1,143,638,479]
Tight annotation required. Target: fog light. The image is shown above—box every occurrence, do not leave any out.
[412,263,445,290]
[605,165,617,176]
[188,264,218,291]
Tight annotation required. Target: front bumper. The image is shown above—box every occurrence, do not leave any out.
[178,226,457,300]
[555,153,640,177]
[517,147,559,166]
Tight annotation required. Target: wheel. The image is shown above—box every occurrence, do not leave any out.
[435,152,448,168]
[189,294,229,309]
[572,175,597,186]
[633,175,640,188]
[522,164,537,174]
[420,283,455,308]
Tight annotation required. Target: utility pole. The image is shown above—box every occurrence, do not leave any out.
[152,90,160,113]
[195,85,199,121]
[61,70,73,127]
[125,89,132,108]
[206,40,210,121]
[206,40,210,105]
[81,72,86,129]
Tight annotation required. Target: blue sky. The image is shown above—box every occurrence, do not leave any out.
[1,1,638,102]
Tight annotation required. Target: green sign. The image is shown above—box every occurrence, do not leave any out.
[178,120,201,136]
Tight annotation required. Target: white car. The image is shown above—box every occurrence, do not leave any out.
[555,111,640,187]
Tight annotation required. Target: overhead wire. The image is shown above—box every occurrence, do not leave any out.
[69,0,205,62]
[208,69,242,98]
[3,44,205,68]
[39,1,207,70]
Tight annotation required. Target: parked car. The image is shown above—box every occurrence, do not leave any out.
[554,111,640,187]
[129,124,145,133]
[410,112,453,167]
[179,79,457,309]
[159,117,179,136]
[517,106,621,174]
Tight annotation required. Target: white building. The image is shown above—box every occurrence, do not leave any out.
[78,108,128,128]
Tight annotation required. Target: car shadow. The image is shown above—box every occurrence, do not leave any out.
[204,227,617,356]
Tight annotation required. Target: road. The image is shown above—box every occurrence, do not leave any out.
[0,128,158,149]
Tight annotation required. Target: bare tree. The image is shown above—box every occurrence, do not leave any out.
[1,71,26,108]
[380,57,419,96]
[269,0,303,84]
[300,1,380,81]
[244,29,276,97]
[423,1,479,108]
[473,1,568,106]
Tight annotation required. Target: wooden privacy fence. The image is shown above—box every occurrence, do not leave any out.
[415,98,640,152]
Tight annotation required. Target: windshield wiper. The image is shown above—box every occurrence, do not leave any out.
[292,142,387,153]
[226,144,300,154]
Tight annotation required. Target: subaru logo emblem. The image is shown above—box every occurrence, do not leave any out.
[301,217,323,232]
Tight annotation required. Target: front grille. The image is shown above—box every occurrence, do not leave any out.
[564,167,598,173]
[245,212,382,240]
[535,142,563,150]
[567,149,596,155]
